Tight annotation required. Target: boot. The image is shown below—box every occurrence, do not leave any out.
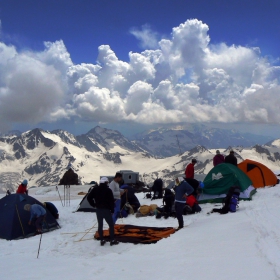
[110,240,119,246]
[100,240,106,246]
[176,224,183,231]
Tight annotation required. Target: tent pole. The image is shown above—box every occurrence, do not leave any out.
[77,222,97,241]
[56,186,64,207]
[16,204,25,237]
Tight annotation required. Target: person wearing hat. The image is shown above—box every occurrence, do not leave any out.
[24,203,47,234]
[173,177,194,230]
[16,179,28,195]
[87,177,119,246]
[225,150,237,166]
[213,150,225,166]
[185,159,197,179]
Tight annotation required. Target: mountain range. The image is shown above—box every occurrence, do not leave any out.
[0,125,279,192]
[131,124,272,157]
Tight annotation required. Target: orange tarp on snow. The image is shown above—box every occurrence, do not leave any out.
[94,224,176,244]
[238,159,277,188]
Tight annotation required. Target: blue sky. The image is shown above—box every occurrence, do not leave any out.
[1,1,279,63]
[0,0,280,137]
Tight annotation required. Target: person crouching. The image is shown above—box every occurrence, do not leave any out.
[24,204,46,234]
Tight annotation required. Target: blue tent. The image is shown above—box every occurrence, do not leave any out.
[0,194,59,240]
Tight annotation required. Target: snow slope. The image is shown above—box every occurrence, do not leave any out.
[1,185,280,280]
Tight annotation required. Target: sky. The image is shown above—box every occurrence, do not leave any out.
[0,0,280,137]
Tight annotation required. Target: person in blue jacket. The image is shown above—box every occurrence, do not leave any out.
[173,177,194,230]
[24,204,46,234]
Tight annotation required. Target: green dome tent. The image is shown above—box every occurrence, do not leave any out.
[198,163,256,203]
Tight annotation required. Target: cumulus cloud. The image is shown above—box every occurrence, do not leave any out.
[130,24,159,49]
[0,43,65,128]
[0,18,280,131]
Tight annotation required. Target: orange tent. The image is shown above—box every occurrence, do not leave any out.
[238,159,278,188]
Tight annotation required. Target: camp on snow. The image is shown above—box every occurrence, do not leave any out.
[76,184,141,215]
[198,163,256,203]
[0,194,59,240]
[238,159,278,188]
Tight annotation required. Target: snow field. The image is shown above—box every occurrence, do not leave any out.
[0,186,280,279]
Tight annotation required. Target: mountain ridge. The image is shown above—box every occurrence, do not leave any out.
[0,126,279,192]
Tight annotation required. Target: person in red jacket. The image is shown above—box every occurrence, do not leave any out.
[185,159,197,179]
[186,195,201,214]
[16,179,28,195]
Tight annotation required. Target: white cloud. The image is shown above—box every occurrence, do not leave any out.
[0,18,280,130]
[0,50,64,127]
[130,24,159,49]
[125,81,153,115]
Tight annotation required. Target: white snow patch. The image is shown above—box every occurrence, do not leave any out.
[1,185,280,279]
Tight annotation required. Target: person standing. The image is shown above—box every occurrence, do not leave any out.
[173,177,194,230]
[87,177,119,246]
[16,179,28,195]
[225,150,237,166]
[213,150,225,166]
[24,204,46,234]
[109,172,125,224]
[185,159,197,179]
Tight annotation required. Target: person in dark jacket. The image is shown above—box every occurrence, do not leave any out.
[185,178,204,198]
[87,177,119,246]
[162,188,175,218]
[151,178,163,199]
[16,179,28,195]
[210,186,241,214]
[173,177,194,230]
[120,185,140,212]
[213,150,225,166]
[43,202,59,219]
[225,150,237,166]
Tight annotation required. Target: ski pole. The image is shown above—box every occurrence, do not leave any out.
[56,186,64,207]
[37,233,42,259]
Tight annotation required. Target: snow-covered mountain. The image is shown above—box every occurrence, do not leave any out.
[266,138,280,148]
[0,126,279,192]
[132,124,272,157]
[0,126,151,191]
